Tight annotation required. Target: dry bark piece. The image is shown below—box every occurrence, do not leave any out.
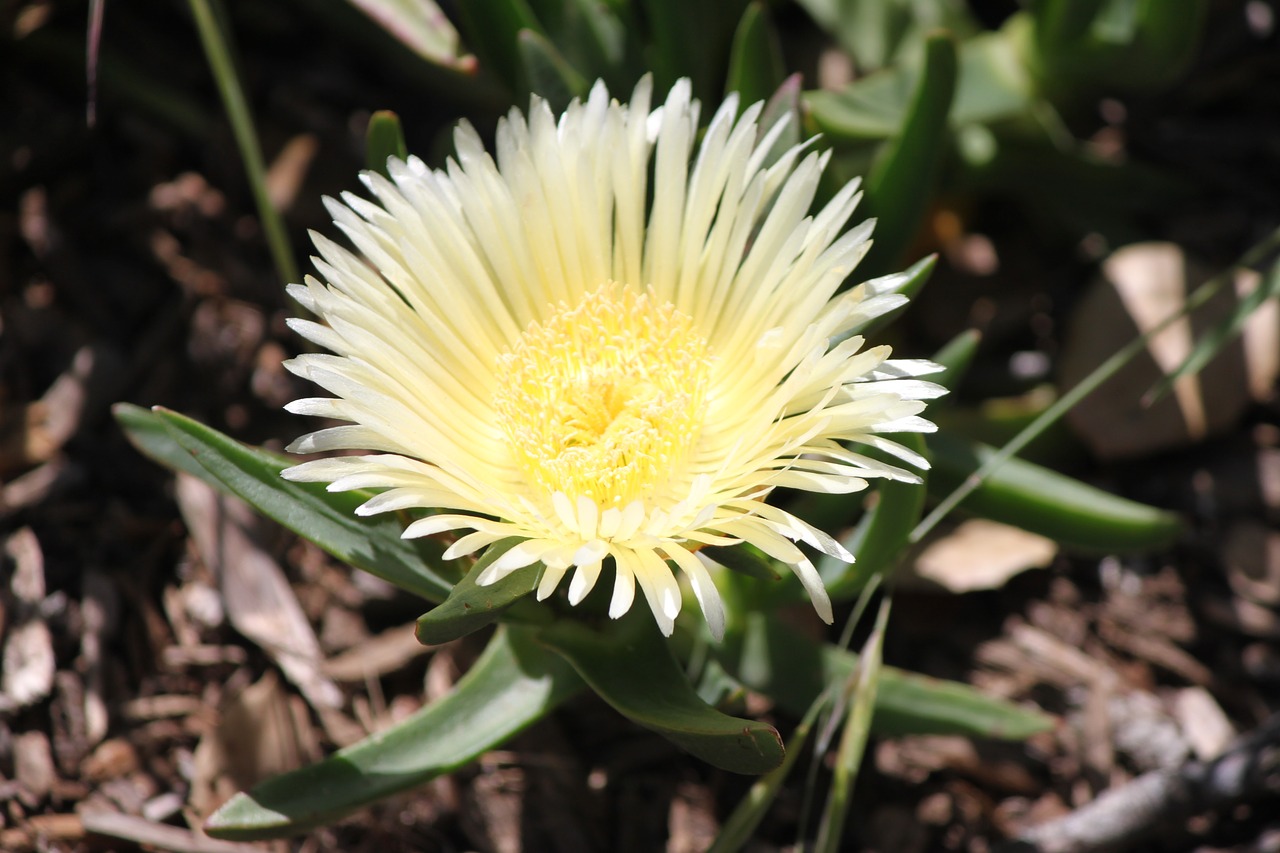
[1224,520,1280,606]
[914,519,1058,593]
[81,738,139,783]
[1059,242,1279,460]
[79,569,116,747]
[1174,687,1235,761]
[82,811,262,853]
[321,622,433,683]
[1001,712,1280,853]
[176,474,341,711]
[14,731,57,805]
[1,528,54,711]
[188,670,308,818]
[668,780,718,853]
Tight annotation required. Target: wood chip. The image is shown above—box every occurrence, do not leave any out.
[1009,622,1114,688]
[1224,519,1280,606]
[322,622,432,682]
[1060,242,1278,459]
[25,812,83,841]
[81,739,139,782]
[14,731,57,804]
[189,670,308,818]
[121,694,208,721]
[79,569,116,747]
[176,474,341,711]
[1173,687,1235,760]
[914,519,1057,593]
[82,811,262,852]
[1,528,54,710]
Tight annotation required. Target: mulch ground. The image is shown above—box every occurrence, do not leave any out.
[3,2,1280,851]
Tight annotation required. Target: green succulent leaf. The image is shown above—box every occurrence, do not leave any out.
[717,611,1053,739]
[795,0,977,73]
[926,431,1184,553]
[539,609,786,774]
[205,626,583,840]
[515,28,589,107]
[114,404,454,602]
[859,30,957,276]
[453,0,543,93]
[806,27,1032,141]
[416,539,547,645]
[724,2,785,106]
[365,109,408,178]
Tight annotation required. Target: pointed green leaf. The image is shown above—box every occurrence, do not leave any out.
[416,539,547,644]
[849,254,937,340]
[453,0,543,93]
[642,0,747,102]
[860,30,957,276]
[559,0,630,88]
[751,73,803,174]
[927,431,1184,553]
[515,28,588,107]
[539,610,785,774]
[365,109,408,178]
[205,626,583,840]
[794,0,977,73]
[724,2,785,106]
[806,27,1033,141]
[717,611,1053,739]
[114,404,454,602]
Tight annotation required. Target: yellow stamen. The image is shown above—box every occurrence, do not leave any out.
[495,283,712,507]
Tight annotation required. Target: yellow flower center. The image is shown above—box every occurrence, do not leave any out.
[495,283,712,507]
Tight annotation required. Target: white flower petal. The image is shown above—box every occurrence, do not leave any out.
[282,76,942,638]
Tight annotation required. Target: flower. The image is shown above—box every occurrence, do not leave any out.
[282,77,944,640]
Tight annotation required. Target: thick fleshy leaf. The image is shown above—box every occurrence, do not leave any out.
[717,611,1053,739]
[845,253,936,341]
[926,432,1184,553]
[114,404,454,602]
[1031,0,1209,94]
[860,31,957,277]
[642,0,747,101]
[794,0,976,73]
[415,539,546,645]
[724,2,785,107]
[365,109,408,178]
[205,626,582,839]
[515,28,588,108]
[453,0,543,92]
[539,610,785,774]
[806,27,1032,141]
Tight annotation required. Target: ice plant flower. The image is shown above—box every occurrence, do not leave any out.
[282,77,944,640]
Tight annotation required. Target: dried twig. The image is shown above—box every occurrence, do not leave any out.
[999,713,1280,853]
